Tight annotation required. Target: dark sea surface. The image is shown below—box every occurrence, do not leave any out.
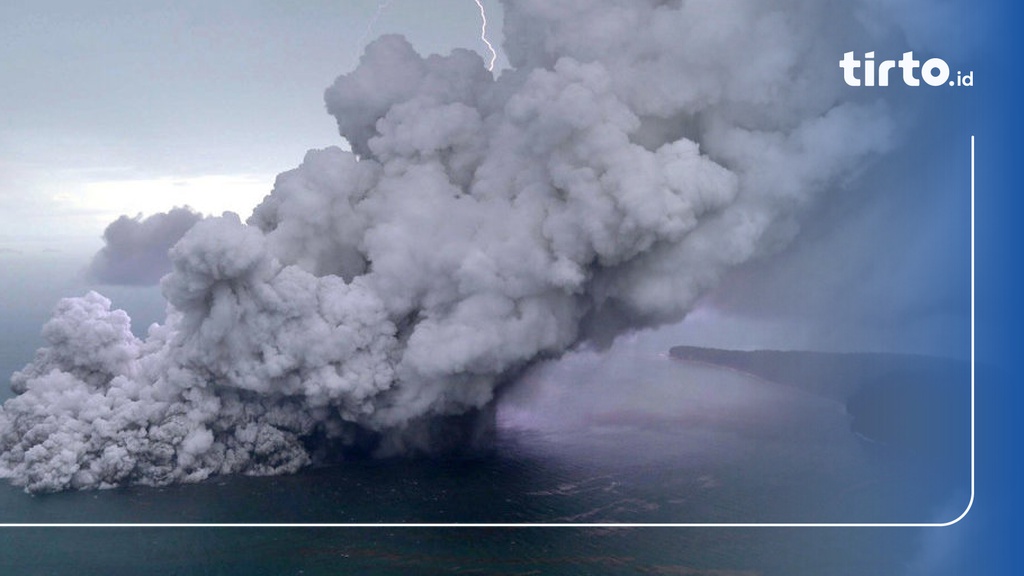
[0,339,970,575]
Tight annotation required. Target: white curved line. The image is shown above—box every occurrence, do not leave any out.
[474,0,497,71]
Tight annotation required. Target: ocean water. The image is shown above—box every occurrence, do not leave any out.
[0,342,970,574]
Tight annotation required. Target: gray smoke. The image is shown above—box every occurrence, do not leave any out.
[2,0,894,493]
[87,207,205,285]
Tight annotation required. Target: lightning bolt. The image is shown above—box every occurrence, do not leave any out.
[356,0,394,54]
[474,0,497,72]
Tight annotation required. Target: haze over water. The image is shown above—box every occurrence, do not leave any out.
[0,331,969,574]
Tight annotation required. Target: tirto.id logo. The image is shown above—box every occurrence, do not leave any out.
[840,51,973,87]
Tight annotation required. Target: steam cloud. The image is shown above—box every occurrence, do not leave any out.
[2,0,894,492]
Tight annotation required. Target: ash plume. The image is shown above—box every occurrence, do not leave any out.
[2,0,895,493]
[87,206,205,285]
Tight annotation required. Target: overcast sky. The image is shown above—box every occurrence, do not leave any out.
[0,0,508,379]
[0,0,505,253]
[0,0,974,364]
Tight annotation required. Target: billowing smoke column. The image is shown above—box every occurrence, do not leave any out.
[0,0,891,492]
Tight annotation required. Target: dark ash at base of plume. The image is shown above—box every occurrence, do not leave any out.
[303,404,499,465]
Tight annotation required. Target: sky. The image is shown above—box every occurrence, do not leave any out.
[0,0,508,389]
[0,0,973,377]
[0,0,505,252]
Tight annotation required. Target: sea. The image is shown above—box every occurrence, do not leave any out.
[0,254,970,574]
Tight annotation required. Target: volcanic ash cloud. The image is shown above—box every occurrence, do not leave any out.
[87,206,205,285]
[0,0,891,493]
